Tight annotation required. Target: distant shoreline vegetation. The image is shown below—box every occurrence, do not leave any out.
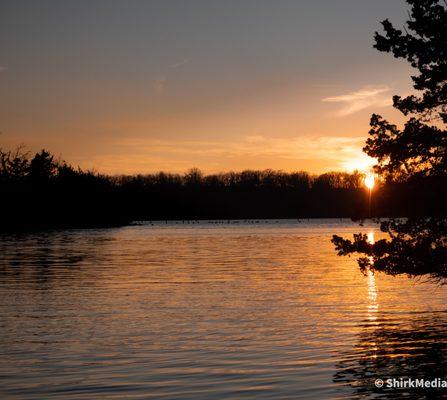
[1,147,445,231]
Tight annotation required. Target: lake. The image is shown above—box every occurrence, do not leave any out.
[1,219,447,399]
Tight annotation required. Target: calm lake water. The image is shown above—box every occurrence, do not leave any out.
[1,219,447,399]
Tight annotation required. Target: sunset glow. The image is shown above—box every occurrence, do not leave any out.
[365,173,375,190]
[0,1,408,174]
[342,154,377,173]
[2,1,446,398]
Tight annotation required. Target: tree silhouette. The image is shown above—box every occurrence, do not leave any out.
[374,0,447,124]
[332,0,447,281]
[28,150,57,181]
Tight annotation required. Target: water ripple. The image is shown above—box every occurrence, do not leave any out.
[1,220,446,399]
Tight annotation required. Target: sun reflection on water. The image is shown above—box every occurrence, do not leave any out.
[366,231,375,245]
[366,231,378,322]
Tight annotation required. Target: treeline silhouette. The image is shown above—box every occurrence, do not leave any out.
[1,147,446,230]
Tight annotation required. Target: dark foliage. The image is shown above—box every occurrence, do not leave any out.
[0,148,127,230]
[332,0,447,281]
[333,218,447,282]
[374,0,447,123]
[2,147,445,231]
[365,114,447,181]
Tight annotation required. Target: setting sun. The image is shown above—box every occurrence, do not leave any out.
[364,173,375,190]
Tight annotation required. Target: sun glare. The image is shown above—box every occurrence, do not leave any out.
[364,173,375,190]
[342,155,376,173]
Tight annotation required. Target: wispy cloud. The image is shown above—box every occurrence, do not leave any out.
[153,76,167,94]
[322,85,392,116]
[152,58,190,94]
[169,58,191,69]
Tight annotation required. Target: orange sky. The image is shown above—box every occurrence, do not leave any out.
[0,0,410,174]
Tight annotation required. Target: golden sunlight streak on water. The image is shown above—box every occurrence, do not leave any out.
[366,231,378,322]
[367,269,378,320]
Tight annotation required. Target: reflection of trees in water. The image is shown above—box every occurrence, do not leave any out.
[334,313,447,398]
[333,218,447,282]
